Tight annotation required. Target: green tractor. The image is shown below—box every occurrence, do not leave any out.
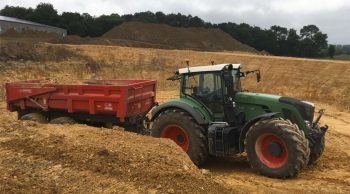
[150,63,328,178]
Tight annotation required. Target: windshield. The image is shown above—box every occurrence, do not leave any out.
[182,72,224,117]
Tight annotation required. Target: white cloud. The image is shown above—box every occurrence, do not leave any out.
[0,0,349,44]
[269,0,348,13]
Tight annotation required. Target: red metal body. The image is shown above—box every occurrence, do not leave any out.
[6,79,156,121]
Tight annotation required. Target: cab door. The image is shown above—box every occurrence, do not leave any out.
[182,72,225,120]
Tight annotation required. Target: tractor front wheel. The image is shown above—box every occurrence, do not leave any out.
[151,109,208,166]
[245,118,310,178]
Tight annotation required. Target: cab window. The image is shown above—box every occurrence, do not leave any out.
[183,72,224,117]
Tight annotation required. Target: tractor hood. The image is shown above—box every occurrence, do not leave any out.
[234,92,281,104]
[234,92,315,122]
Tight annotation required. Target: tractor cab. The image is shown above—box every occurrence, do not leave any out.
[171,63,260,123]
[179,64,240,122]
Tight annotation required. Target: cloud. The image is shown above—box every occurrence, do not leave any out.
[0,0,349,44]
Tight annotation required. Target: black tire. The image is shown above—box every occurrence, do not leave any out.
[104,122,114,129]
[151,109,208,166]
[308,134,325,165]
[20,113,48,124]
[245,118,310,178]
[49,116,76,124]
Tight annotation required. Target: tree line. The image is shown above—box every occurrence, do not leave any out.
[0,3,334,58]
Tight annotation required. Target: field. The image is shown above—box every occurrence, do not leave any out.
[1,39,350,193]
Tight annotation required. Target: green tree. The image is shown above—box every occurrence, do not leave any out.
[30,3,59,26]
[155,11,166,23]
[270,25,288,40]
[299,25,328,57]
[0,5,33,20]
[270,25,288,55]
[251,26,277,53]
[328,45,335,58]
[60,12,87,36]
[91,14,123,37]
[188,16,204,27]
[132,11,157,23]
[285,29,300,56]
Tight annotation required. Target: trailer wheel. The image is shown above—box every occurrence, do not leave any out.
[245,118,310,178]
[151,109,208,166]
[50,116,76,124]
[20,113,48,124]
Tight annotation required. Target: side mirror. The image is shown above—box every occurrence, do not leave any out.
[256,72,261,82]
[167,72,181,81]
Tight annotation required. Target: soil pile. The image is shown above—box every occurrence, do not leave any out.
[102,22,257,52]
[55,35,87,44]
[0,112,233,193]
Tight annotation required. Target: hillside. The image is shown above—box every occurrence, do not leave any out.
[101,22,258,52]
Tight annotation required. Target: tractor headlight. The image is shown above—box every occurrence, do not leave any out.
[302,101,315,122]
[302,101,315,107]
[305,120,312,129]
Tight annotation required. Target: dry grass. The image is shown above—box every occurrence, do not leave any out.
[0,40,349,111]
[73,44,350,111]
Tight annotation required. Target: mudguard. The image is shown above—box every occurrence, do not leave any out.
[151,101,208,125]
[239,112,281,152]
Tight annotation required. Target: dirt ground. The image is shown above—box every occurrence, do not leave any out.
[204,110,350,193]
[0,101,235,194]
[0,39,349,193]
[1,101,349,194]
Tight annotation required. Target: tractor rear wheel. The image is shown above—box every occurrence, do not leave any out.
[151,109,208,166]
[20,113,48,124]
[245,118,310,178]
[49,116,76,124]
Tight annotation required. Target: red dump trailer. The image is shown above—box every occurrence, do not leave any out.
[6,79,156,131]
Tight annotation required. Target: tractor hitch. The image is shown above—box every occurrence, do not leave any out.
[313,109,325,128]
[304,108,328,149]
[306,109,328,148]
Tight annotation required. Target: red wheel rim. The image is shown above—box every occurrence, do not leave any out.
[161,125,189,152]
[255,133,288,168]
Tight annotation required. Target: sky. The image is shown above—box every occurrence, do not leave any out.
[1,0,349,44]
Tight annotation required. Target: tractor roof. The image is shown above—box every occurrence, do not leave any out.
[178,64,241,74]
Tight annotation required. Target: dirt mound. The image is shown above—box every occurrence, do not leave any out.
[0,112,233,193]
[102,22,257,52]
[55,35,87,44]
